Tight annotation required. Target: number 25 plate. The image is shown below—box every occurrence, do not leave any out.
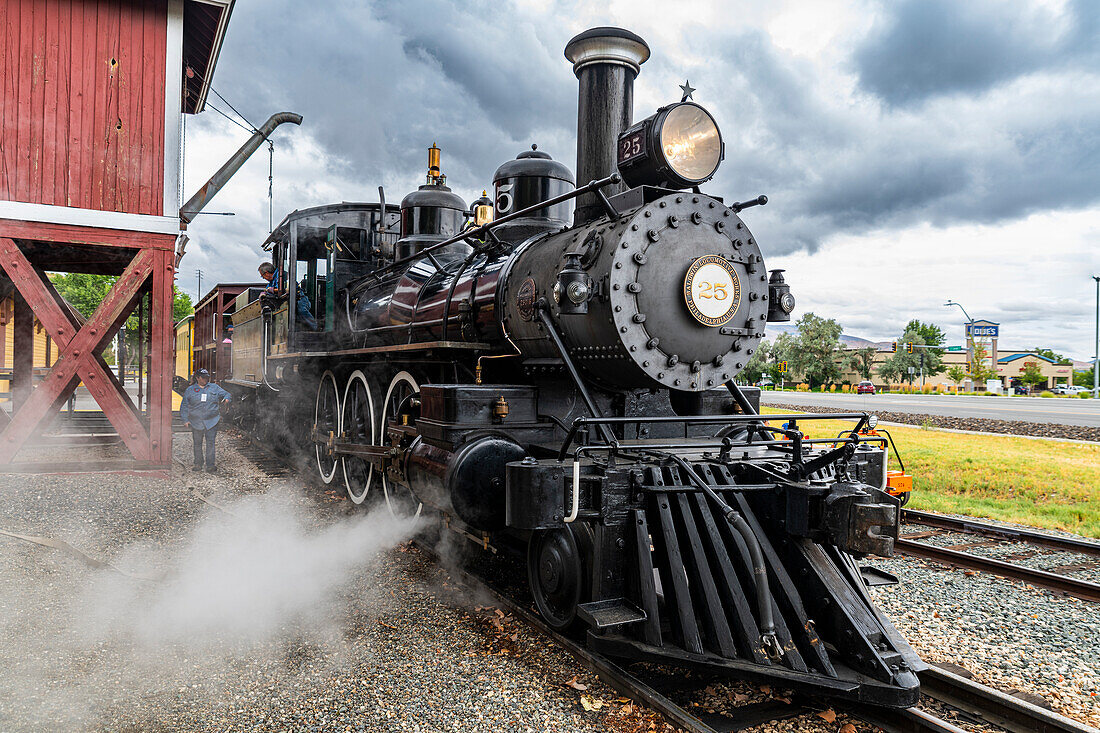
[683,255,741,326]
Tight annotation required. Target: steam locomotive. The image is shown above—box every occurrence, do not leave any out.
[221,27,924,707]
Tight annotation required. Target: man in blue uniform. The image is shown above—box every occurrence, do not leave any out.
[179,368,232,472]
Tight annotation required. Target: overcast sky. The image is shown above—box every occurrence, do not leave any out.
[178,0,1100,360]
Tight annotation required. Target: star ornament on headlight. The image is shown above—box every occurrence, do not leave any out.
[679,80,696,102]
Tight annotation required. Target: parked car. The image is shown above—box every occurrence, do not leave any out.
[755,378,775,389]
[1054,385,1089,395]
[856,380,875,395]
[1012,384,1029,395]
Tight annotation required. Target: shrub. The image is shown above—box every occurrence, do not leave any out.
[830,384,836,392]
[922,384,933,394]
[1039,391,1054,398]
[1080,391,1093,399]
[841,384,850,393]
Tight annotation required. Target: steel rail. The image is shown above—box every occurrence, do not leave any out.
[228,433,1012,733]
[903,509,1100,558]
[895,538,1100,603]
[917,665,1099,733]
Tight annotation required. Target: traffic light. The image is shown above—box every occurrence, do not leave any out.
[779,361,788,373]
[906,342,914,353]
[891,341,897,353]
[965,361,971,372]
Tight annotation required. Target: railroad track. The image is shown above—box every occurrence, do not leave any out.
[228,435,1098,733]
[897,510,1100,603]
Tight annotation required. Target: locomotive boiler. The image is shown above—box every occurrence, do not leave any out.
[226,27,924,707]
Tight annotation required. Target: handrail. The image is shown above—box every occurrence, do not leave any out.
[556,412,870,462]
[357,173,622,285]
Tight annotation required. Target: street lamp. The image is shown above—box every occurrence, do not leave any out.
[944,300,976,391]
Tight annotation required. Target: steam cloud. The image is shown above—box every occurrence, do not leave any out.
[0,488,421,729]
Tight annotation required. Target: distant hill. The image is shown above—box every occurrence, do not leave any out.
[763,324,888,349]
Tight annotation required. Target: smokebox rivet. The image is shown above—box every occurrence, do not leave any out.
[659,201,667,208]
[647,229,660,242]
[644,210,652,217]
[643,360,650,366]
[631,224,639,231]
[693,196,700,203]
[633,252,647,264]
[620,326,628,333]
[709,202,716,208]
[676,196,683,203]
[658,372,665,378]
[723,210,730,217]
[714,221,725,232]
[614,262,622,269]
[674,379,681,385]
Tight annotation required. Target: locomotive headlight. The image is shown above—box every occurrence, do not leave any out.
[617,102,724,190]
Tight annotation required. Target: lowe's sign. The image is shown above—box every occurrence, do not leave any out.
[966,323,999,339]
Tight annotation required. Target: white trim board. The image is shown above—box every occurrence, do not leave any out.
[0,201,181,235]
[164,0,184,217]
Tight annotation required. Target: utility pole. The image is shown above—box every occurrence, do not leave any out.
[196,268,204,301]
[1093,275,1099,397]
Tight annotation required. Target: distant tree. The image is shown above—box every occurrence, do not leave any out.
[1031,347,1073,365]
[845,346,877,380]
[878,325,943,385]
[1018,360,1047,391]
[769,332,798,384]
[946,365,967,387]
[904,319,946,357]
[969,341,998,386]
[789,313,843,388]
[742,339,770,385]
[1074,366,1095,389]
[50,273,194,365]
[877,359,902,386]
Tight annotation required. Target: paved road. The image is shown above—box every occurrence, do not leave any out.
[759,391,1100,427]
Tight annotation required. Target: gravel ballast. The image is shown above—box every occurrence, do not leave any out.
[4,434,1099,732]
[868,554,1100,728]
[0,436,674,732]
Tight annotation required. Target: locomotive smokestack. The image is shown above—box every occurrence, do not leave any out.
[564,27,650,225]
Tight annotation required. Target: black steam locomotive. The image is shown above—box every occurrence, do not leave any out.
[225,27,924,707]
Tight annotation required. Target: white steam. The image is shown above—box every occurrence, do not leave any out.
[0,488,421,729]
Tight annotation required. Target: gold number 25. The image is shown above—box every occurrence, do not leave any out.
[697,281,728,300]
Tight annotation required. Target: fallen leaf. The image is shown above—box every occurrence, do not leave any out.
[580,696,605,711]
[775,695,791,704]
[840,724,857,733]
[495,608,506,618]
[760,685,771,695]
[816,709,836,723]
[732,692,750,703]
[565,676,588,691]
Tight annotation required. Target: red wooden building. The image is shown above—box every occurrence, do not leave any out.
[0,0,235,471]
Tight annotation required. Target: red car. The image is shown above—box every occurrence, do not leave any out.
[856,380,876,394]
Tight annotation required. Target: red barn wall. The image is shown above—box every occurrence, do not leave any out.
[0,0,169,217]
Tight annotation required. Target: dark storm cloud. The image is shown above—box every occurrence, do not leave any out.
[685,7,1100,254]
[207,0,575,197]
[185,0,1100,273]
[854,0,1099,106]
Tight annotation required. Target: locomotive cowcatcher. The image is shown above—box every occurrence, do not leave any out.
[222,27,925,707]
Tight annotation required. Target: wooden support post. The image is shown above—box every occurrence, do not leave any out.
[12,292,33,411]
[0,239,155,463]
[148,249,174,464]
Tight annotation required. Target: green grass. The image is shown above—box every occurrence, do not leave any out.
[760,407,1100,538]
